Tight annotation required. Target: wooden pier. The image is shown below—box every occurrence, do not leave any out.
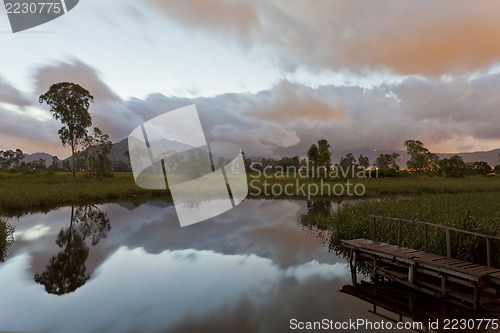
[341,215,500,310]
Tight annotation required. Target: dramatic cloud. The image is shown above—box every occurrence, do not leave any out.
[144,0,260,45]
[0,77,30,106]
[34,60,121,102]
[0,105,64,155]
[240,81,346,126]
[145,0,500,75]
[3,59,500,158]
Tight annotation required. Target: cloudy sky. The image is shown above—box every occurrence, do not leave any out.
[1,0,500,159]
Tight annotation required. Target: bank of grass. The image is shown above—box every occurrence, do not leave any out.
[0,171,499,215]
[248,174,500,198]
[0,172,170,215]
[329,191,500,266]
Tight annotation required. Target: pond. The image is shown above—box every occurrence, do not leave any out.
[0,199,494,332]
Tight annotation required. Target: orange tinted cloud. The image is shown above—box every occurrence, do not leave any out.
[244,81,345,126]
[144,0,260,45]
[145,0,500,75]
[335,1,500,75]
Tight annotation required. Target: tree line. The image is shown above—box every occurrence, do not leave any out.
[244,139,499,178]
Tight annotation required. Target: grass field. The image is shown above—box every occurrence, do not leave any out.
[0,171,499,216]
[248,174,500,198]
[0,172,169,215]
[327,191,500,265]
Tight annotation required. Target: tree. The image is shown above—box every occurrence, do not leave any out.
[307,139,331,175]
[404,140,437,171]
[81,127,112,178]
[275,156,300,171]
[0,149,23,169]
[12,149,23,168]
[469,161,491,175]
[375,153,400,170]
[317,139,331,169]
[358,155,370,170]
[31,158,47,170]
[50,156,60,170]
[439,155,466,178]
[39,82,94,177]
[307,144,319,168]
[339,153,356,173]
[62,159,71,171]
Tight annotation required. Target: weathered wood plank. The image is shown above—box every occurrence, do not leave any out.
[341,239,500,282]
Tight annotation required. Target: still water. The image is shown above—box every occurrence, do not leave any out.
[0,199,492,332]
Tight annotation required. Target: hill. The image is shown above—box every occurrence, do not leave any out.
[24,152,56,166]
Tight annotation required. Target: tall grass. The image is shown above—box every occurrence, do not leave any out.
[0,172,170,216]
[329,192,500,266]
[248,174,500,198]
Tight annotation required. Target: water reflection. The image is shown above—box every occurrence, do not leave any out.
[2,199,496,333]
[341,277,497,333]
[0,218,15,262]
[1,200,365,333]
[297,200,333,231]
[34,205,110,295]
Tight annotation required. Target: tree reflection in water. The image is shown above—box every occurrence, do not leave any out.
[34,205,110,295]
[0,218,15,262]
[298,200,333,231]
[297,200,334,245]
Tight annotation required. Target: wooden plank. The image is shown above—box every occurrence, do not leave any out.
[466,267,500,275]
[432,258,454,263]
[454,263,479,269]
[435,259,463,265]
[488,272,500,278]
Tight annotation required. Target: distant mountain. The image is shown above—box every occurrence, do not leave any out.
[437,148,500,166]
[107,138,129,162]
[24,152,55,166]
[32,139,500,169]
[65,137,202,164]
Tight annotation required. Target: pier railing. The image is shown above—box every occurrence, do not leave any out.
[368,215,500,267]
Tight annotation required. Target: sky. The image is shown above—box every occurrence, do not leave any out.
[1,0,500,159]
